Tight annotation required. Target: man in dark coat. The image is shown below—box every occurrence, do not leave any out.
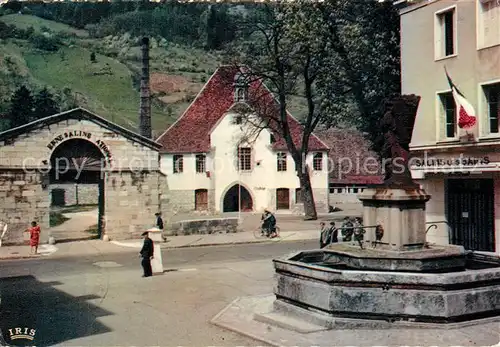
[140,231,154,277]
[155,212,164,231]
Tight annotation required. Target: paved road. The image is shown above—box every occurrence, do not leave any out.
[0,240,317,346]
[1,239,317,276]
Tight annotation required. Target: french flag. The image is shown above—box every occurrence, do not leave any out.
[445,68,477,129]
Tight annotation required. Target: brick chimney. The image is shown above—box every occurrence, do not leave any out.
[139,37,152,139]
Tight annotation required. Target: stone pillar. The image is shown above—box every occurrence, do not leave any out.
[358,187,431,250]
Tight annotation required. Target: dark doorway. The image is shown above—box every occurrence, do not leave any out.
[446,179,495,252]
[51,188,65,207]
[195,189,208,211]
[49,139,105,240]
[276,188,290,210]
[223,184,253,212]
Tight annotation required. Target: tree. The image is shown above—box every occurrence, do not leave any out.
[307,0,401,154]
[226,0,400,219]
[90,51,96,63]
[34,87,59,119]
[227,3,326,220]
[7,86,35,128]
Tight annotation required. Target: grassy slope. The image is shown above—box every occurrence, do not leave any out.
[0,14,308,134]
[25,47,166,128]
[1,13,88,37]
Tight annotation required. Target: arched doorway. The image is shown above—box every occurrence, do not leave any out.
[223,184,253,212]
[49,139,105,239]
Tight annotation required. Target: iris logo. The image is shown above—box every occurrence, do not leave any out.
[8,327,36,341]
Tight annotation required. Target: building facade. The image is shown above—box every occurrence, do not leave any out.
[0,108,168,244]
[156,66,330,215]
[399,0,500,254]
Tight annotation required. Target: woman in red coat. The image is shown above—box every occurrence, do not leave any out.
[28,221,41,255]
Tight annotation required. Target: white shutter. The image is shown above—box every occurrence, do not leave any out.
[434,15,443,58]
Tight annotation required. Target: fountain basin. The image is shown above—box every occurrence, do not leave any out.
[323,242,466,272]
[271,250,500,326]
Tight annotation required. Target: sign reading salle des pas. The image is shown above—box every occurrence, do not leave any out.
[46,130,113,164]
[412,156,491,167]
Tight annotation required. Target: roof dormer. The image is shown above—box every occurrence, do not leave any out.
[234,72,248,102]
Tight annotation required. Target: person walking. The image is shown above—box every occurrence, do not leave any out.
[155,212,164,231]
[27,221,41,255]
[139,231,154,278]
[328,221,339,244]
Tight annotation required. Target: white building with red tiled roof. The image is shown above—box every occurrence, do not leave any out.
[156,66,330,214]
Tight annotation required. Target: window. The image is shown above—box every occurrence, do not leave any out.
[277,152,287,171]
[478,0,500,48]
[295,188,303,203]
[352,188,359,194]
[337,188,343,194]
[435,8,456,59]
[196,154,206,173]
[235,115,242,125]
[439,92,457,138]
[484,83,500,134]
[270,134,276,144]
[312,152,323,171]
[238,147,252,171]
[173,155,183,173]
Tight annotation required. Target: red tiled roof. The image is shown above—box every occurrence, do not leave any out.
[156,65,328,153]
[314,128,383,185]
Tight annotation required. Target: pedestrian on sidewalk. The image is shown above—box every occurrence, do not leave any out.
[27,221,41,255]
[155,212,164,231]
[155,212,166,242]
[140,231,154,278]
[319,222,329,248]
[328,221,339,244]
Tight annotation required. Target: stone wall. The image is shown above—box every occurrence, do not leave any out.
[49,183,99,206]
[104,170,166,240]
[0,169,49,245]
[168,217,240,236]
[313,188,330,214]
[168,190,195,213]
[166,189,217,214]
[0,110,167,242]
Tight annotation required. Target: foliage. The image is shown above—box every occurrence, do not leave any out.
[1,0,22,13]
[5,85,60,128]
[23,2,247,49]
[29,32,61,51]
[49,211,69,227]
[7,85,34,128]
[225,0,400,219]
[34,87,59,118]
[306,0,401,154]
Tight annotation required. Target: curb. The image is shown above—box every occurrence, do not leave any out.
[210,296,280,347]
[162,237,317,249]
[0,245,58,260]
[111,237,318,250]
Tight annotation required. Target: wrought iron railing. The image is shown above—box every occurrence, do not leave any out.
[326,221,451,250]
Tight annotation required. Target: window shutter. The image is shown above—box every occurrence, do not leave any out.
[435,16,443,58]
[438,99,446,141]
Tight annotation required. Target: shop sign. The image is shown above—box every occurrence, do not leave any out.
[47,130,113,164]
[412,156,490,167]
[47,130,91,150]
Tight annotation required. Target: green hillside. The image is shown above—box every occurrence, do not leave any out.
[0,14,308,136]
[0,15,216,135]
[1,13,88,37]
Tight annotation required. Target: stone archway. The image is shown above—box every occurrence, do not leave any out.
[49,138,106,239]
[222,184,253,212]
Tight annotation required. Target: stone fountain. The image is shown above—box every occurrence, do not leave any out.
[255,95,500,329]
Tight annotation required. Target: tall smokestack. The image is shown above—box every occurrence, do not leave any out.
[139,37,152,139]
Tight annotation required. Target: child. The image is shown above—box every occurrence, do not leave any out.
[28,221,41,255]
